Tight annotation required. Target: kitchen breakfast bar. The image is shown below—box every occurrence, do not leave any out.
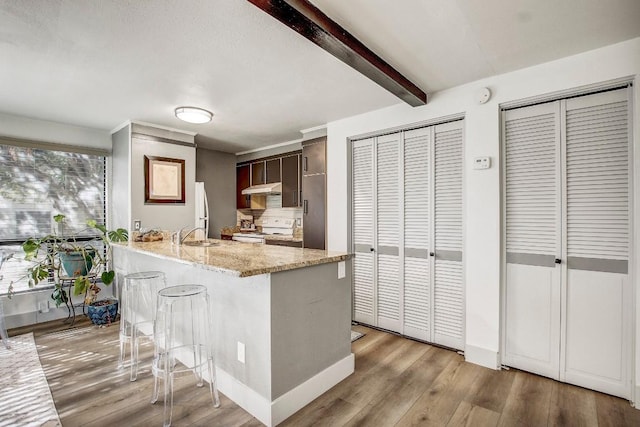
[112,239,352,426]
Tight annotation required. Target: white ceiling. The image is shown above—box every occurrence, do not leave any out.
[0,0,639,153]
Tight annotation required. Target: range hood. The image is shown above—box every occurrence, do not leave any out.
[241,182,282,195]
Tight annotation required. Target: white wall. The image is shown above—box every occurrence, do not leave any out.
[0,112,111,149]
[327,37,640,394]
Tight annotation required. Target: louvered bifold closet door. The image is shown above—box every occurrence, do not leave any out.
[562,88,630,398]
[433,121,464,350]
[376,132,402,332]
[352,138,375,325]
[503,101,562,379]
[403,127,432,341]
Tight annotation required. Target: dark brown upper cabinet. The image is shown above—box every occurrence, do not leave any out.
[281,154,300,208]
[251,161,265,185]
[302,137,326,175]
[236,164,251,209]
[266,158,281,184]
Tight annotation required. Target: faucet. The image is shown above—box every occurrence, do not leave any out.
[174,226,207,245]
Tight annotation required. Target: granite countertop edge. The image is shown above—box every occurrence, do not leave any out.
[114,240,350,278]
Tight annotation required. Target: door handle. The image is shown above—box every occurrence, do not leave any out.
[555,258,561,264]
[293,190,297,205]
[303,199,308,214]
[303,156,308,172]
[370,247,375,252]
[430,252,435,257]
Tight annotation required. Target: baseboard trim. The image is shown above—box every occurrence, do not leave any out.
[215,366,272,425]
[217,353,355,426]
[271,353,355,425]
[465,344,499,370]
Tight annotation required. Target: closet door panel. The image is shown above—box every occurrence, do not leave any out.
[503,102,561,378]
[403,127,431,341]
[563,88,630,398]
[352,139,375,325]
[433,121,464,350]
[376,133,401,332]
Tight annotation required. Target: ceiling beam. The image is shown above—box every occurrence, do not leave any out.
[248,0,427,107]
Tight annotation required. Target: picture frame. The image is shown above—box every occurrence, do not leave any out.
[144,156,185,204]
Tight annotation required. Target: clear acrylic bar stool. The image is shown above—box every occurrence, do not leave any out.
[151,284,220,427]
[0,298,10,349]
[119,271,166,381]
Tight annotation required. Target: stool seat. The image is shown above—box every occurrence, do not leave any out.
[119,271,166,381]
[151,284,220,427]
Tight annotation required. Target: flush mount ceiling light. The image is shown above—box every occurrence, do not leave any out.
[174,106,213,124]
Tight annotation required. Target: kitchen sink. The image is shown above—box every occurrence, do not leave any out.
[183,240,220,247]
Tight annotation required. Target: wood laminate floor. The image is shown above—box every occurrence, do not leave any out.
[8,319,640,426]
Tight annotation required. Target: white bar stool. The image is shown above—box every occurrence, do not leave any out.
[119,271,166,381]
[151,284,220,427]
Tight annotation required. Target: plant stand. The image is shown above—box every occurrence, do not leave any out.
[59,274,96,326]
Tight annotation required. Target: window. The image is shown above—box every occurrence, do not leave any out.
[0,141,107,294]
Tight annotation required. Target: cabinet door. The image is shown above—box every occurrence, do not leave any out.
[266,159,281,184]
[302,137,326,175]
[251,161,265,185]
[281,155,299,207]
[302,174,325,249]
[236,164,251,209]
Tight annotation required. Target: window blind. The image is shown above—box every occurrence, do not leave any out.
[0,143,106,293]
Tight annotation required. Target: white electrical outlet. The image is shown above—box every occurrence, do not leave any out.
[237,341,245,364]
[38,301,49,313]
[473,156,491,170]
[338,261,346,279]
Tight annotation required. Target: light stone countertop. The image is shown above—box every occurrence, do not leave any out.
[114,239,350,278]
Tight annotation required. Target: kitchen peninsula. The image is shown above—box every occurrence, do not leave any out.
[112,239,352,426]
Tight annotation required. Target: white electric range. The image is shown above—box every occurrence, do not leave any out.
[232,218,295,243]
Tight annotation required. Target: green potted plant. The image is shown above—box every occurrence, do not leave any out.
[18,214,128,325]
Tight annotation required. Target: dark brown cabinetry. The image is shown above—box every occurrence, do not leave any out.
[302,136,326,175]
[236,164,251,209]
[302,137,326,250]
[266,159,281,184]
[251,161,265,185]
[281,154,300,208]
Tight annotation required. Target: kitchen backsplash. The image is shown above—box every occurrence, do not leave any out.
[237,194,302,228]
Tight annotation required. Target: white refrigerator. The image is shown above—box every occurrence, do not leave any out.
[194,182,209,240]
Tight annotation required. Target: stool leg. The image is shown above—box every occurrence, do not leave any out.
[130,324,139,381]
[208,357,220,408]
[163,302,175,427]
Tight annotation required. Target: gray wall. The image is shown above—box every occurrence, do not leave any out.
[196,147,237,238]
[130,137,196,232]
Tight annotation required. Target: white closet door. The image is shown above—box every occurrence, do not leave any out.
[503,102,562,379]
[352,138,375,325]
[433,121,464,350]
[376,133,402,332]
[403,127,432,341]
[563,88,630,398]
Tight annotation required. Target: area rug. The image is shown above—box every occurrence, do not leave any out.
[351,330,364,342]
[0,333,61,427]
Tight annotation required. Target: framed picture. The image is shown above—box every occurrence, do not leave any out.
[144,156,185,204]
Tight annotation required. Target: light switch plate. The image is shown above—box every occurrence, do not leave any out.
[134,220,141,231]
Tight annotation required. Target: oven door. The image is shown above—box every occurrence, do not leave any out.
[232,235,264,243]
